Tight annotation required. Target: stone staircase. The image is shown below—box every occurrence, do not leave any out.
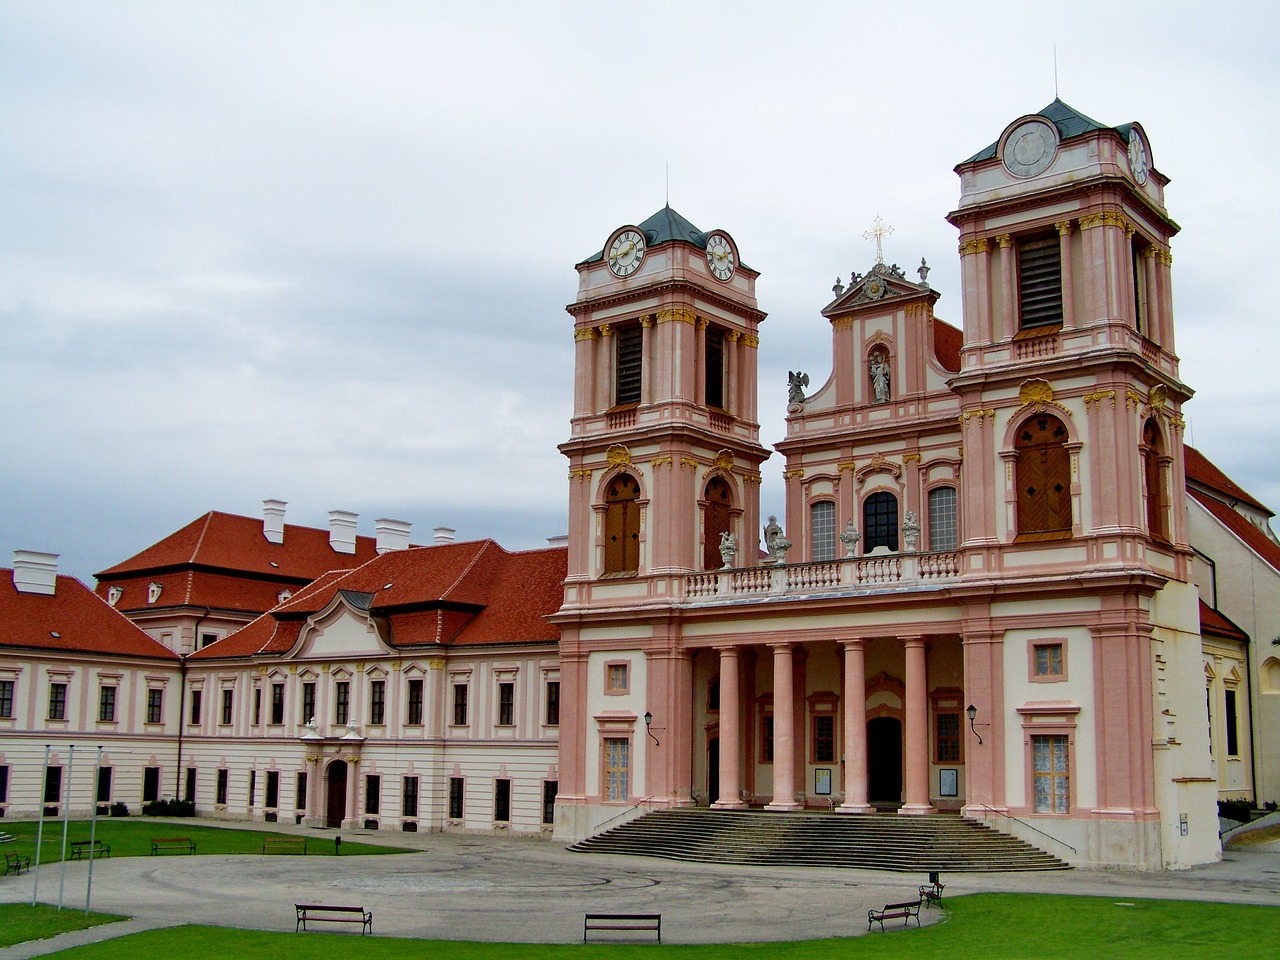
[569,808,1070,872]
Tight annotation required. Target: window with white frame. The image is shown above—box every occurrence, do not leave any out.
[810,501,836,561]
[1032,735,1069,814]
[927,486,958,552]
[604,737,630,802]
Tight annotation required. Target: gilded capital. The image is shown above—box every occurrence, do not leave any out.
[598,323,613,337]
[574,326,597,341]
[996,234,1013,249]
[1055,219,1074,236]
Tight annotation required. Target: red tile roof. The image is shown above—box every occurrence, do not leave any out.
[0,572,178,659]
[1199,600,1248,641]
[191,541,566,660]
[1188,486,1280,575]
[95,511,381,614]
[932,317,962,372]
[1184,446,1271,515]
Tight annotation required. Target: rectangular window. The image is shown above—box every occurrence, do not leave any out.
[253,687,262,726]
[99,685,117,722]
[1,765,11,803]
[1034,643,1064,678]
[265,771,280,808]
[45,765,63,804]
[142,766,160,803]
[707,681,720,712]
[704,325,725,409]
[296,772,307,810]
[810,501,836,561]
[761,714,774,763]
[189,689,202,725]
[928,486,958,552]
[812,714,835,763]
[494,779,511,822]
[0,679,13,718]
[402,776,419,817]
[606,663,629,694]
[216,769,229,805]
[48,681,67,721]
[498,682,514,726]
[365,775,381,815]
[184,767,196,804]
[200,632,218,649]
[449,777,464,819]
[271,683,285,725]
[542,780,557,825]
[370,680,385,725]
[936,712,961,763]
[1018,233,1063,328]
[302,682,316,724]
[407,678,424,725]
[335,681,350,725]
[97,766,112,804]
[604,737,630,802]
[1032,735,1069,814]
[1225,689,1240,757]
[248,770,257,807]
[545,681,560,726]
[615,324,643,406]
[147,688,163,724]
[452,684,468,726]
[221,689,234,725]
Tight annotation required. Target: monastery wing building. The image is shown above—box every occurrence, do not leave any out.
[4,99,1280,871]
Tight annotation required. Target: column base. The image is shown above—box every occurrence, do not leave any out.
[897,803,936,816]
[764,801,802,812]
[836,801,875,814]
[711,800,747,810]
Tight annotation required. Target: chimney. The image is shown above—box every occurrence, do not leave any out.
[263,499,287,544]
[546,535,569,549]
[13,550,58,595]
[375,518,412,554]
[433,526,456,545]
[329,510,358,554]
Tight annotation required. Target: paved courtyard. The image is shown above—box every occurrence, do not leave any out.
[2,822,1278,956]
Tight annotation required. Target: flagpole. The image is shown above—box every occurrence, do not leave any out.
[31,744,50,906]
[85,746,104,914]
[57,744,75,910]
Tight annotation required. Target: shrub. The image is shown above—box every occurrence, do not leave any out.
[142,798,196,817]
[109,802,129,817]
[1218,798,1253,823]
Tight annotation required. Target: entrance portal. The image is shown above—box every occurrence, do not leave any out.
[325,759,347,828]
[867,717,902,804]
[707,738,719,805]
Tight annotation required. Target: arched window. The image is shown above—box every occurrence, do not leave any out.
[810,501,836,561]
[604,473,641,574]
[863,491,899,552]
[1142,418,1168,541]
[927,486,958,552]
[1015,414,1072,536]
[703,477,732,570]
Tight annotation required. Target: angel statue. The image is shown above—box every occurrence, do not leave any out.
[788,370,809,406]
[763,515,792,564]
[718,531,737,569]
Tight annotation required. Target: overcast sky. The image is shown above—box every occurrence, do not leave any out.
[3,1,1278,585]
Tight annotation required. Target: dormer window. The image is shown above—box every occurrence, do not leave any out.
[107,586,123,606]
[277,589,292,604]
[147,582,162,604]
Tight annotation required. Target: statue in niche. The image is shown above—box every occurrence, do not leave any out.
[869,350,891,403]
[718,531,737,569]
[839,520,861,558]
[763,515,792,564]
[788,370,809,406]
[902,511,920,553]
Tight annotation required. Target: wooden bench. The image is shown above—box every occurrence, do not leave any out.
[151,837,197,855]
[918,881,945,907]
[5,851,31,876]
[262,837,307,855]
[868,899,921,931]
[583,913,662,943]
[295,904,372,935]
[69,840,111,860]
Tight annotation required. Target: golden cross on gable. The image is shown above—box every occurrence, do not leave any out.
[862,215,894,264]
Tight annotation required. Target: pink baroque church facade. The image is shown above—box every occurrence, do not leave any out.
[551,100,1220,869]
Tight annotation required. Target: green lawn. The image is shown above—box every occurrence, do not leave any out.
[6,895,1278,959]
[0,819,408,864]
[0,904,126,949]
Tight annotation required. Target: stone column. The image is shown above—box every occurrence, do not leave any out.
[838,639,872,813]
[343,756,361,829]
[765,643,801,811]
[899,636,935,815]
[711,646,746,809]
[640,316,654,404]
[1056,220,1076,329]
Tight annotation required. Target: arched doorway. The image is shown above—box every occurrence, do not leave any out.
[325,759,347,828]
[707,738,720,805]
[867,717,902,805]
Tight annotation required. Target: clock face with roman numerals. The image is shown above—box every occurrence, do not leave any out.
[705,233,736,281]
[608,229,646,277]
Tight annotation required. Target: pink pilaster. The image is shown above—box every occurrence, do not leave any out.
[766,643,801,810]
[838,639,872,813]
[640,317,653,404]
[997,235,1014,342]
[899,636,934,815]
[711,646,745,809]
[1057,220,1076,328]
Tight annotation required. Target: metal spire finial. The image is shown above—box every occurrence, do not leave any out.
[862,215,894,265]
